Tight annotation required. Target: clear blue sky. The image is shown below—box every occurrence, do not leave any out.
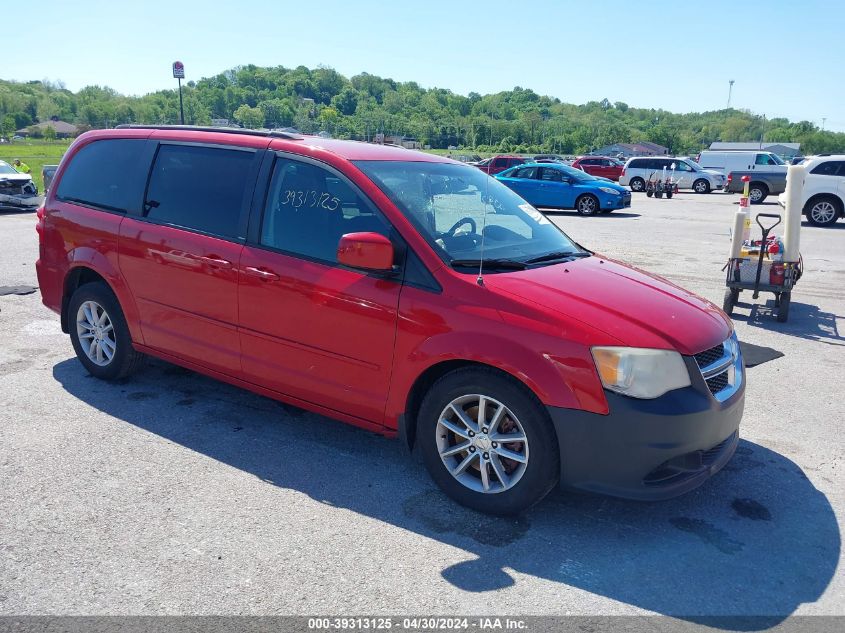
[8,0,844,131]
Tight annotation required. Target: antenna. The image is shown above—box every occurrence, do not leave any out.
[477,170,491,286]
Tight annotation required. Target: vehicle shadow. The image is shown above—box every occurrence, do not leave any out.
[52,358,840,628]
[731,300,844,345]
[538,208,642,219]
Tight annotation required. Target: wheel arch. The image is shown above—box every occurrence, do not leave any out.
[803,192,844,216]
[60,251,143,344]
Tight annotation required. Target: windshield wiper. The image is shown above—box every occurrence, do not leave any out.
[524,251,590,264]
[450,258,527,270]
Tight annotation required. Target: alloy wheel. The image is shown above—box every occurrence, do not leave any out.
[810,201,836,224]
[436,394,529,494]
[76,300,116,366]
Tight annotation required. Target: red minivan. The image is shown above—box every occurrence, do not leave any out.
[571,156,625,181]
[36,126,744,515]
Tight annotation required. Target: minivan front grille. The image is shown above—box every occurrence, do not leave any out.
[694,344,725,369]
[693,334,742,402]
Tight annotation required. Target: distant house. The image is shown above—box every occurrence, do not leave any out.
[16,119,78,139]
[593,142,669,158]
[708,142,801,159]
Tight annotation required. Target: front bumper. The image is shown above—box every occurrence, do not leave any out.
[0,193,41,210]
[548,355,744,500]
[603,192,632,209]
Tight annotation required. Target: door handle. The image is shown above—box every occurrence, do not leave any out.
[243,266,280,281]
[197,255,233,269]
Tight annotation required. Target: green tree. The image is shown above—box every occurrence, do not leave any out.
[44,125,57,141]
[233,104,264,129]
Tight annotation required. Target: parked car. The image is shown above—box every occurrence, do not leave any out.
[496,163,631,215]
[777,155,845,226]
[37,126,744,515]
[42,164,59,193]
[697,150,787,178]
[0,159,39,211]
[724,171,786,203]
[571,156,625,181]
[473,154,525,175]
[620,157,725,193]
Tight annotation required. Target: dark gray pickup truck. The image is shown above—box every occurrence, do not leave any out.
[725,171,786,204]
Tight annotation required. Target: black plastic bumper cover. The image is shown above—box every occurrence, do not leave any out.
[548,366,744,500]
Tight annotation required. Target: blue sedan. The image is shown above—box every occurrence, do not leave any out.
[496,163,632,215]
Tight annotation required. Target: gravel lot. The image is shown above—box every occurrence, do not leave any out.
[0,191,842,622]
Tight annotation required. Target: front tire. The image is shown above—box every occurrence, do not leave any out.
[576,194,599,215]
[418,368,559,515]
[630,177,645,192]
[693,179,711,194]
[723,288,739,315]
[68,282,143,380]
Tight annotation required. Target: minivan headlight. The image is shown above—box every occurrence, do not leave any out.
[599,187,621,195]
[591,347,691,399]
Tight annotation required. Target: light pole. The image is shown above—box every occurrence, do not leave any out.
[727,80,735,109]
[822,117,827,131]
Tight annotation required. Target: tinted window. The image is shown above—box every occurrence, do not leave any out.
[511,167,538,179]
[629,159,649,169]
[56,139,147,212]
[811,161,845,176]
[673,161,693,172]
[539,167,564,181]
[261,157,390,264]
[144,144,254,239]
[755,153,778,166]
[493,158,506,167]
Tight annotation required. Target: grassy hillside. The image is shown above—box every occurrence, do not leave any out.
[0,141,69,191]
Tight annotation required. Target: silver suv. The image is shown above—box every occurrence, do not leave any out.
[620,157,725,194]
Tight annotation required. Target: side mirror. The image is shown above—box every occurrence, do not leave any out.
[337,232,395,272]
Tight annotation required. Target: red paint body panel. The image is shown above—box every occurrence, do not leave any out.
[118,218,244,375]
[238,246,400,422]
[572,156,625,181]
[37,128,734,442]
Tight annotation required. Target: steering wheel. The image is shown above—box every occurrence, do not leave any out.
[447,217,477,237]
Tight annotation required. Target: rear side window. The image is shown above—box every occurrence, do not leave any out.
[55,139,147,212]
[144,144,254,240]
[629,159,647,169]
[512,166,538,179]
[810,161,845,176]
[260,157,390,264]
[539,168,564,181]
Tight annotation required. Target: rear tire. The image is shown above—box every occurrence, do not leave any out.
[68,282,143,380]
[693,179,711,194]
[418,367,559,515]
[665,190,674,199]
[630,177,645,192]
[749,183,768,204]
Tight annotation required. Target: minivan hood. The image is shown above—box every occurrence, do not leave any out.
[487,256,731,355]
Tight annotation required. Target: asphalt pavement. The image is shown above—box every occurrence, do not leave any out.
[0,191,842,623]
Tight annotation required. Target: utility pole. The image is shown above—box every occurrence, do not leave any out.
[727,79,735,109]
[822,117,827,131]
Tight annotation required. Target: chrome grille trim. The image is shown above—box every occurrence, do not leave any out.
[694,333,743,402]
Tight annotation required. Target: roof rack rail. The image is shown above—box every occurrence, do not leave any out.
[113,124,303,140]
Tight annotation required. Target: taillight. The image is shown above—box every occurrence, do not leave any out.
[36,204,45,235]
[621,168,626,177]
[727,173,732,184]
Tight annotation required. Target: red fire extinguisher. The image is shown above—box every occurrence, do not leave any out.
[769,242,785,286]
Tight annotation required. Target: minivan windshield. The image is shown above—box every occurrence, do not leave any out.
[355,161,585,268]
